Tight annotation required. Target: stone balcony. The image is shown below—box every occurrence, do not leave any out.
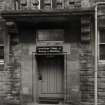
[1,0,93,12]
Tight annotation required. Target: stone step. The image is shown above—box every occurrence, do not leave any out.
[27,103,63,105]
[27,102,64,105]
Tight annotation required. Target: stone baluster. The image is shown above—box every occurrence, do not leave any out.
[56,0,63,9]
[32,0,40,9]
[20,0,27,10]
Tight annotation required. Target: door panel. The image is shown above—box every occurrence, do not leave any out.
[37,55,64,99]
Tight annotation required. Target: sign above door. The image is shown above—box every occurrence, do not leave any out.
[36,46,63,53]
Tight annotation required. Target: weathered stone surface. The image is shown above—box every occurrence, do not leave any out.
[1,0,105,11]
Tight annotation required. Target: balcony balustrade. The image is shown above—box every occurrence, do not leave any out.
[3,0,84,11]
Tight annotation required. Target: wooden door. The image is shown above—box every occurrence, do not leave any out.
[37,55,64,99]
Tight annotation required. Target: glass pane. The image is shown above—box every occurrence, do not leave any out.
[100,44,105,60]
[0,64,4,71]
[37,30,64,41]
[100,29,105,43]
[0,46,4,59]
[0,31,4,44]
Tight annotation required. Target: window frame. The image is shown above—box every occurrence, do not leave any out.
[0,45,4,65]
[98,28,105,63]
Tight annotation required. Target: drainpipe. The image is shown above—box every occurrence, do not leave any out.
[94,4,98,105]
[94,2,105,105]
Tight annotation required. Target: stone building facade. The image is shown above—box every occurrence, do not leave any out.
[0,0,105,105]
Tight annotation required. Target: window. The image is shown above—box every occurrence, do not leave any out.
[0,31,4,44]
[0,46,4,60]
[99,28,105,60]
[0,45,4,65]
[0,32,4,64]
[37,30,64,41]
